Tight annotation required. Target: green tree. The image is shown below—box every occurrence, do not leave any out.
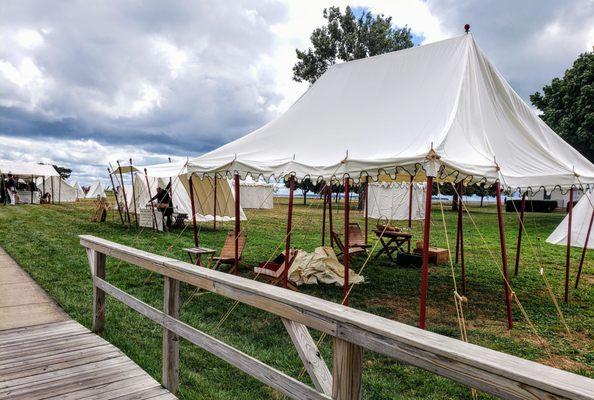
[530,52,594,162]
[284,178,324,204]
[53,165,72,179]
[293,6,413,84]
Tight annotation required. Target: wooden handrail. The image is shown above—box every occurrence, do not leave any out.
[80,235,594,400]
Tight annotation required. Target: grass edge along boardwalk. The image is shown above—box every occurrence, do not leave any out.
[0,200,593,399]
[0,246,177,400]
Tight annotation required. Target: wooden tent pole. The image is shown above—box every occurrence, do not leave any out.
[495,182,513,329]
[51,176,54,205]
[284,175,295,288]
[41,177,45,204]
[458,182,466,294]
[233,174,241,275]
[564,187,574,302]
[58,175,62,204]
[455,182,461,264]
[129,159,138,227]
[408,175,414,253]
[364,178,369,245]
[145,168,159,231]
[188,174,199,247]
[30,175,34,204]
[108,168,124,224]
[419,176,433,329]
[213,176,217,230]
[117,161,131,226]
[514,192,526,276]
[343,177,350,306]
[575,208,594,289]
[321,185,327,246]
[327,181,334,248]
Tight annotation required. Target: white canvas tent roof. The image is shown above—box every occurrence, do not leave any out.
[546,192,594,250]
[113,161,246,221]
[0,161,59,178]
[85,181,106,199]
[73,181,85,198]
[40,177,78,202]
[188,34,594,191]
[368,183,426,221]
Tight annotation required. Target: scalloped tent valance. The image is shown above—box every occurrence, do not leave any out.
[187,34,594,192]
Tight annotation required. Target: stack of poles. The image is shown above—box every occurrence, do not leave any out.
[108,168,125,224]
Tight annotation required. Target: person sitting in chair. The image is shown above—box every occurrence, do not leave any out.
[149,185,174,229]
[40,192,51,204]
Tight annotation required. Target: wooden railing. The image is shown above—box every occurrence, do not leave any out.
[80,235,594,400]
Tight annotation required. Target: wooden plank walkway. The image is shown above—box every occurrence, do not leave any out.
[0,247,177,400]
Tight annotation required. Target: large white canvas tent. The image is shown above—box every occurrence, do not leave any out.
[547,192,594,250]
[113,161,246,222]
[0,161,59,178]
[41,177,78,203]
[188,34,594,191]
[239,176,274,209]
[368,183,426,221]
[85,181,106,199]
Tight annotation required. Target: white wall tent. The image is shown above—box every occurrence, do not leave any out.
[547,192,594,250]
[42,177,78,203]
[368,183,426,221]
[0,161,59,178]
[85,181,106,199]
[73,181,85,199]
[239,176,274,209]
[112,162,246,222]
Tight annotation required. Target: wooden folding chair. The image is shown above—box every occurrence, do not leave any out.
[254,250,299,291]
[213,231,247,272]
[332,224,369,257]
[347,223,372,249]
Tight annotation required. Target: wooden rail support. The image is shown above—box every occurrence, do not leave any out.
[91,250,106,335]
[163,276,180,394]
[332,337,362,400]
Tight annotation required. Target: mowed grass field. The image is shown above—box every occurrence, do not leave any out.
[0,195,592,399]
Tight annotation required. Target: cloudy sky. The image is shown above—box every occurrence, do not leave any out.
[1,0,593,185]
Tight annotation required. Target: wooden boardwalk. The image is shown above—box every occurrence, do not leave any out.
[0,247,177,400]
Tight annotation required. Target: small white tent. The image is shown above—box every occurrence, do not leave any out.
[368,183,426,221]
[73,181,85,199]
[85,181,106,199]
[546,192,594,250]
[239,176,274,209]
[42,177,78,203]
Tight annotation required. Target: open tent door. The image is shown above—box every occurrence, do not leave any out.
[181,175,246,222]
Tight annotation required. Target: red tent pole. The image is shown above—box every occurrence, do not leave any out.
[514,193,526,276]
[284,175,295,288]
[455,182,461,264]
[188,174,199,247]
[343,177,350,306]
[321,186,327,246]
[213,176,217,230]
[408,176,414,253]
[364,178,369,245]
[419,176,433,329]
[458,182,466,294]
[233,174,240,275]
[575,208,594,289]
[564,188,574,302]
[495,182,513,329]
[328,186,334,247]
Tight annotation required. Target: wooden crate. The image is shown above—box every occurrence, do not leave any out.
[415,241,449,265]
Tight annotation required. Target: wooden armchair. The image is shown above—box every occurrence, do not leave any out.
[213,231,247,272]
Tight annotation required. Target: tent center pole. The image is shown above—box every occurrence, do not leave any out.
[495,182,514,329]
[564,187,574,302]
[514,193,526,276]
[284,175,295,288]
[575,207,594,289]
[233,174,240,275]
[419,175,433,329]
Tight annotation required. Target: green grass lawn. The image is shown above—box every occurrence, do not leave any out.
[0,197,592,399]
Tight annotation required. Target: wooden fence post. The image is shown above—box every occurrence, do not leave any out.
[92,251,106,335]
[332,337,363,400]
[163,276,180,394]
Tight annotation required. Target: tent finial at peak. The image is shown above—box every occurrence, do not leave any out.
[464,24,470,34]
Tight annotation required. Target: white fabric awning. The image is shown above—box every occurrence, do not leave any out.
[0,161,59,177]
[546,192,594,250]
[188,34,594,191]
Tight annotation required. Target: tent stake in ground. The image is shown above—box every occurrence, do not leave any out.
[514,192,526,276]
[108,167,125,224]
[343,177,350,306]
[575,208,594,289]
[188,175,199,246]
[564,187,574,302]
[129,159,138,228]
[144,168,158,231]
[284,175,295,289]
[419,174,433,329]
[233,174,241,275]
[117,161,131,226]
[495,182,513,329]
